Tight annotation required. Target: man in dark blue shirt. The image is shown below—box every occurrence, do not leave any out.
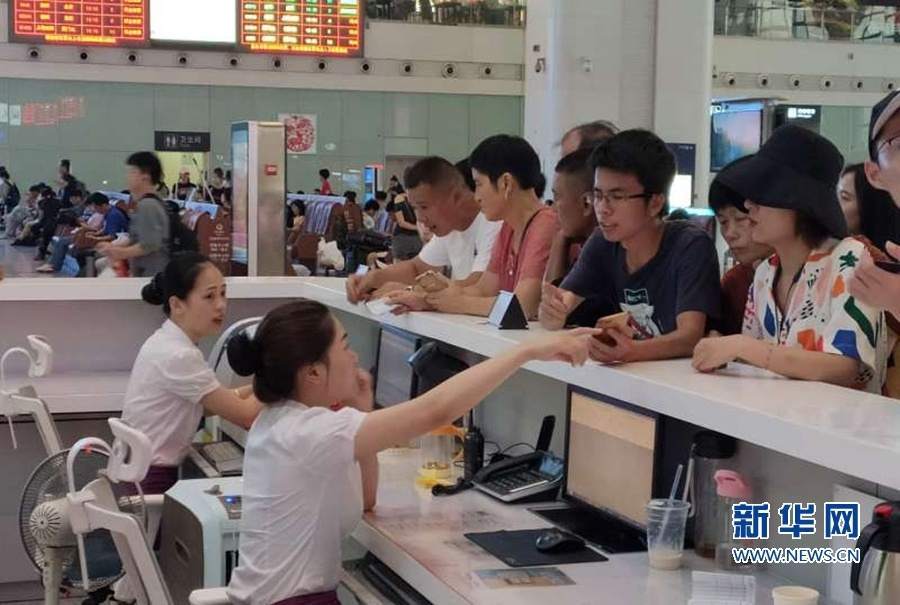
[539,129,722,363]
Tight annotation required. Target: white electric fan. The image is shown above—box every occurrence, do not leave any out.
[18,420,149,604]
[1,334,62,455]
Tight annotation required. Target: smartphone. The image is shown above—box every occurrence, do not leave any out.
[876,260,900,274]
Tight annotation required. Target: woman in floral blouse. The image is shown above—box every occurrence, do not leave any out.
[693,126,889,393]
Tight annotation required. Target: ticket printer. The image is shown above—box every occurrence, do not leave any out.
[160,477,243,605]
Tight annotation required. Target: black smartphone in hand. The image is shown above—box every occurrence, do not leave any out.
[875,260,900,274]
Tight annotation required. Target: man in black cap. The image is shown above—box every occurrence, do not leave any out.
[694,125,889,393]
[848,90,900,320]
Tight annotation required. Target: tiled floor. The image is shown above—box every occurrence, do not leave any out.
[0,581,82,604]
[0,234,43,278]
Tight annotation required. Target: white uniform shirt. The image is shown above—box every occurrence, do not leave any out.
[228,402,366,605]
[417,212,501,280]
[120,320,220,466]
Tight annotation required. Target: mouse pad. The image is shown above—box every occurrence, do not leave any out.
[464,529,608,568]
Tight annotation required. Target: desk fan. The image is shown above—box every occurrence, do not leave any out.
[18,432,146,604]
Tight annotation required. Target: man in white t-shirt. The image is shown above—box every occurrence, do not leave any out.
[345,156,501,306]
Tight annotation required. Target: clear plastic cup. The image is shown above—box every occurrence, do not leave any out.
[646,499,691,570]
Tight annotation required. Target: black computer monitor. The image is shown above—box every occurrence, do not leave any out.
[533,386,662,552]
[373,326,421,408]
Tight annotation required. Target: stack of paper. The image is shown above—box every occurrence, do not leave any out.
[689,571,756,605]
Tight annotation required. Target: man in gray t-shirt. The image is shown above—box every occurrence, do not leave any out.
[97,152,170,277]
[129,195,169,277]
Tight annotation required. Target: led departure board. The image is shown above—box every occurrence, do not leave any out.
[11,0,149,47]
[239,0,363,57]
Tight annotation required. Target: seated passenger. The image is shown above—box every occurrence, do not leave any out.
[709,157,774,335]
[416,135,557,319]
[362,199,379,230]
[345,156,501,304]
[539,129,721,363]
[121,253,261,494]
[693,125,889,393]
[225,300,594,605]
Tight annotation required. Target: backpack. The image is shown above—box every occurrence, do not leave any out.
[146,195,199,254]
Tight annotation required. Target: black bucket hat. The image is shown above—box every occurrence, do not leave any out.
[715,124,848,239]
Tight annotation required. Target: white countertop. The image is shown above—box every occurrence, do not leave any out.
[292,278,900,491]
[353,449,803,605]
[6,371,130,413]
[6,275,900,489]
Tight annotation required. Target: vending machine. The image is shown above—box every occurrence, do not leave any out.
[230,121,286,276]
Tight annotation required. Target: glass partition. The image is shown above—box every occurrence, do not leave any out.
[367,0,526,28]
[715,0,898,44]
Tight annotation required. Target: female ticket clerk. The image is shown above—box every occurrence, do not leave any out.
[121,252,261,494]
[224,299,596,605]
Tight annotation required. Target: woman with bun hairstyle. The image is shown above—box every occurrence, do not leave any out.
[225,300,596,605]
[121,252,261,494]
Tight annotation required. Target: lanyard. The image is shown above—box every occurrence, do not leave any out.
[508,208,542,279]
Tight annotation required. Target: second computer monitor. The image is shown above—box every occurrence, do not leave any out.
[565,388,658,528]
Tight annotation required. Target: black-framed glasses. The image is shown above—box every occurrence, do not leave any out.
[585,190,653,207]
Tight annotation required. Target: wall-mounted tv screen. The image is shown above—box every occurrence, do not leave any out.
[150,0,237,45]
[710,101,764,172]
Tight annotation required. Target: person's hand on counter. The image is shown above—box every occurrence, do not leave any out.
[518,327,599,366]
[539,282,579,331]
[346,273,376,304]
[423,284,469,314]
[848,244,900,318]
[372,281,410,299]
[691,333,745,372]
[383,289,432,314]
[588,326,638,364]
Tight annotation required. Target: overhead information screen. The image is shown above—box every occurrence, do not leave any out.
[11,0,149,46]
[239,0,363,56]
[150,0,236,44]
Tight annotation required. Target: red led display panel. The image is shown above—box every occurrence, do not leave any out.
[239,0,363,57]
[11,0,149,47]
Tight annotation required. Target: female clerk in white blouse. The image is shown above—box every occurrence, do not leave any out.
[121,252,261,494]
[224,300,596,605]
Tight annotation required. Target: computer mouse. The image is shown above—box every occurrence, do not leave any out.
[535,529,585,553]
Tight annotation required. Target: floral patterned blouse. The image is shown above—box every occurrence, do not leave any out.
[743,238,889,393]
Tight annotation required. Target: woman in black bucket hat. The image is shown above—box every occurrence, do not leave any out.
[693,125,889,393]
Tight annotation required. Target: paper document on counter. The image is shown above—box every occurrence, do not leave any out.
[473,567,574,589]
[689,571,755,605]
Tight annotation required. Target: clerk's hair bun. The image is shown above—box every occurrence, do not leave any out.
[141,272,166,306]
[227,330,262,377]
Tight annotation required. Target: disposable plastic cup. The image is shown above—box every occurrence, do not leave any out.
[646,499,690,570]
[772,586,819,605]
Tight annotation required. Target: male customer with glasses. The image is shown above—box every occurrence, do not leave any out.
[849,90,900,320]
[539,129,721,363]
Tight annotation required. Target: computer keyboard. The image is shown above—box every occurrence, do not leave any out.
[199,441,243,475]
